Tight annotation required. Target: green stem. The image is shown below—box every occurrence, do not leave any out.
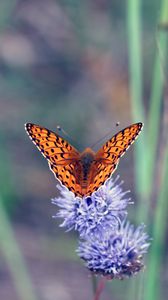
[146,1,168,199]
[144,142,168,300]
[127,2,147,300]
[91,274,98,295]
[127,0,148,221]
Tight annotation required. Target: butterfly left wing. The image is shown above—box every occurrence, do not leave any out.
[25,123,79,161]
[84,123,143,196]
[25,123,84,196]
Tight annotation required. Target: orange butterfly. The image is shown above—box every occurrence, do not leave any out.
[25,122,143,198]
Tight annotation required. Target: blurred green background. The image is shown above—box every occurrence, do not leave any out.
[0,1,168,300]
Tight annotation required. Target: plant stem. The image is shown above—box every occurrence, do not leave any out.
[91,274,98,295]
[144,141,168,300]
[146,0,168,202]
[127,0,148,222]
[93,277,106,300]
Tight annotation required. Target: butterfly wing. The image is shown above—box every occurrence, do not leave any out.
[25,123,83,195]
[84,122,143,196]
[50,163,84,196]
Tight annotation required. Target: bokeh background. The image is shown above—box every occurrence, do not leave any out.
[0,1,168,300]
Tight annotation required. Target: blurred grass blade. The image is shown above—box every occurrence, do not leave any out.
[144,142,168,300]
[0,197,38,300]
[146,0,168,198]
[127,0,148,220]
[127,0,145,123]
[0,0,17,28]
[127,1,147,300]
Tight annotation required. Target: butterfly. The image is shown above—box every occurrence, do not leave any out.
[25,122,143,198]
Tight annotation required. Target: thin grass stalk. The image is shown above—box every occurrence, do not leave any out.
[127,1,147,300]
[127,0,148,222]
[146,1,168,200]
[144,142,168,300]
[0,197,38,300]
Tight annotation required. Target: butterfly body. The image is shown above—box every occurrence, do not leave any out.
[80,148,95,181]
[25,122,143,198]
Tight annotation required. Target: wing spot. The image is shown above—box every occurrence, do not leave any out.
[51,148,54,153]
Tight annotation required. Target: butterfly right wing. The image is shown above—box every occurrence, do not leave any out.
[84,123,143,196]
[25,123,83,195]
[83,162,115,197]
[95,122,143,164]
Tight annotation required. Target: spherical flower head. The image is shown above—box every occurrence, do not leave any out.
[52,176,131,238]
[77,220,150,279]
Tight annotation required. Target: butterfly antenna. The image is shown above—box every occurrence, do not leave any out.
[90,122,120,150]
[57,125,68,136]
[56,125,78,146]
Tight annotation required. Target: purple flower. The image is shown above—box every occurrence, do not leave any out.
[52,176,131,238]
[77,219,150,279]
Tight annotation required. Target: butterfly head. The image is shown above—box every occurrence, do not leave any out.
[80,148,95,164]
